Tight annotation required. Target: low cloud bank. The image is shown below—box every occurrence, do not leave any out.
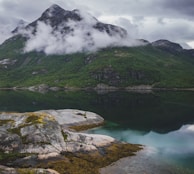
[20,10,144,55]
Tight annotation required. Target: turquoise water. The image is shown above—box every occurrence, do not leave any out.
[0,90,194,172]
[89,123,194,172]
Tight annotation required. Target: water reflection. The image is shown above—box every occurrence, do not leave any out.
[1,90,194,172]
[1,90,194,133]
[89,123,194,170]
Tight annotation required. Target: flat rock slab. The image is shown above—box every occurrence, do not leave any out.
[0,165,59,174]
[37,109,104,126]
[0,109,113,155]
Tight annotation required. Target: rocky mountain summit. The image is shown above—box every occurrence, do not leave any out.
[151,39,183,53]
[151,39,194,56]
[15,4,127,39]
[0,109,140,173]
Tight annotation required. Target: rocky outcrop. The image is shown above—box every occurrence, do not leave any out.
[0,58,17,68]
[0,165,60,174]
[0,109,141,173]
[151,40,183,53]
[91,66,122,86]
[151,40,194,57]
[94,83,118,91]
[125,85,153,90]
[0,109,108,155]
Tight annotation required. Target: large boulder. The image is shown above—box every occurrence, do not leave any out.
[0,109,110,155]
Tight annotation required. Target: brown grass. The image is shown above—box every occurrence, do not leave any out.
[36,142,142,174]
[69,122,105,131]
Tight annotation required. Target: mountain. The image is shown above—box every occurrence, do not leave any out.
[0,4,194,89]
[9,4,128,55]
[14,4,127,39]
[151,40,194,57]
[151,40,183,52]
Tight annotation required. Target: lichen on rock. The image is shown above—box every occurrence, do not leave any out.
[0,109,141,174]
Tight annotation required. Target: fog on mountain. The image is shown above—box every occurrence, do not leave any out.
[15,4,145,55]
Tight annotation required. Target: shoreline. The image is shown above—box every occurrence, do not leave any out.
[100,146,194,174]
[1,85,194,92]
[0,109,142,174]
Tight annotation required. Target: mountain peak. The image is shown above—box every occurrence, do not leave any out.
[24,4,127,38]
[49,4,62,10]
[42,4,70,18]
[11,4,127,54]
[151,39,183,53]
[41,4,81,23]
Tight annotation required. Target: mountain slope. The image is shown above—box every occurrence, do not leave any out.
[0,43,194,88]
[0,5,194,89]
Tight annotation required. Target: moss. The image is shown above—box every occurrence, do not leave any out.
[8,127,22,136]
[25,112,55,125]
[0,152,30,165]
[69,122,105,132]
[0,119,14,126]
[7,112,55,136]
[36,142,142,174]
[62,132,68,141]
[17,169,37,174]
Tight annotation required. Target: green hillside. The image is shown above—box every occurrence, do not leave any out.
[0,35,194,89]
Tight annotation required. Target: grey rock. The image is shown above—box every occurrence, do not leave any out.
[0,58,17,69]
[0,165,60,174]
[14,4,127,41]
[91,67,122,86]
[0,109,113,156]
[0,131,22,152]
[151,40,183,53]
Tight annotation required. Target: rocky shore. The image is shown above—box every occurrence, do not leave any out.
[0,109,141,174]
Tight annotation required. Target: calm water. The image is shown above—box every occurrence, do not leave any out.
[0,90,194,173]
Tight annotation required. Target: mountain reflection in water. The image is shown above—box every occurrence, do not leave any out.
[1,90,194,133]
[89,123,194,171]
[1,90,194,172]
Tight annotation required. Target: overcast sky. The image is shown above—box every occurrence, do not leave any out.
[0,0,194,48]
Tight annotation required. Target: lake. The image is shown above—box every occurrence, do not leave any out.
[0,90,194,173]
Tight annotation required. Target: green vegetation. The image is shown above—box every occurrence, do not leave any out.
[0,142,141,174]
[69,122,105,131]
[16,169,37,174]
[25,112,55,124]
[0,151,29,165]
[0,119,14,126]
[6,112,55,138]
[0,36,194,88]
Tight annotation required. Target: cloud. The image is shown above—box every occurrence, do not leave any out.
[22,10,143,55]
[0,14,20,44]
[112,17,139,39]
[90,123,194,155]
[137,18,194,43]
[0,27,12,44]
[0,0,194,48]
[161,0,194,17]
